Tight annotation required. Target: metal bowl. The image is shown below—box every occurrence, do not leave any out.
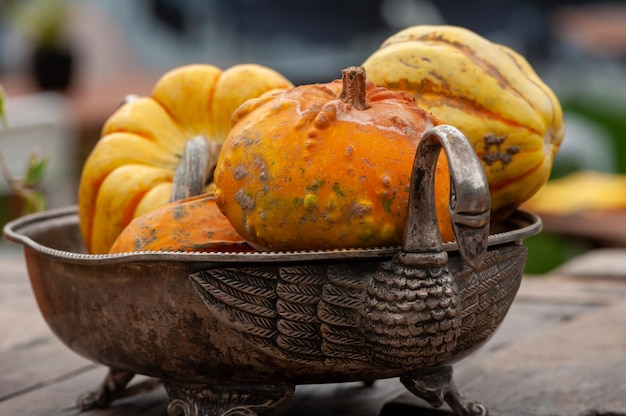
[3,126,542,416]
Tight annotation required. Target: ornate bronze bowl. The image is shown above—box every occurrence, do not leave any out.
[4,126,541,416]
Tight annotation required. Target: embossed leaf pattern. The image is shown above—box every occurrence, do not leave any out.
[455,245,527,355]
[319,263,373,362]
[190,248,526,366]
[191,263,371,364]
[275,265,325,362]
[191,267,279,340]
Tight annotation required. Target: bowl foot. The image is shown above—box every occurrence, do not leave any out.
[77,367,161,410]
[163,382,294,416]
[400,366,487,416]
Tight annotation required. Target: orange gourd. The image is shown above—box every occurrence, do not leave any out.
[109,194,253,253]
[214,66,453,251]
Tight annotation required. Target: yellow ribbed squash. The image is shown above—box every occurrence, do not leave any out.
[78,63,293,253]
[362,25,565,222]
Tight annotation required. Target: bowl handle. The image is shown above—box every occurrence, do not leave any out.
[398,124,491,270]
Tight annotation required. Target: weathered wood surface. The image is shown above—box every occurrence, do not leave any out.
[1,248,625,416]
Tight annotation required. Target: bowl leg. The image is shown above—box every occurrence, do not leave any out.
[163,382,294,416]
[76,367,161,410]
[400,366,487,416]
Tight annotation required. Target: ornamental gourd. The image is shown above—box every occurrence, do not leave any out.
[109,194,253,254]
[214,66,453,251]
[109,135,252,254]
[362,25,565,221]
[78,63,293,254]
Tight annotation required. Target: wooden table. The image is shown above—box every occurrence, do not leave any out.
[1,248,625,416]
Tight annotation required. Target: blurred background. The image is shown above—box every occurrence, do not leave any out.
[1,0,625,271]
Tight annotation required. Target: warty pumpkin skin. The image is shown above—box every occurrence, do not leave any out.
[362,25,565,222]
[214,66,454,251]
[78,63,293,254]
[108,194,253,254]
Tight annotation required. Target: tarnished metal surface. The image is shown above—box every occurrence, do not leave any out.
[3,125,541,416]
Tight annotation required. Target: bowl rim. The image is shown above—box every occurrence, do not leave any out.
[3,205,542,265]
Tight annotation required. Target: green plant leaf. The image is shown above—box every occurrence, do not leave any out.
[0,84,6,128]
[23,191,46,215]
[24,154,49,187]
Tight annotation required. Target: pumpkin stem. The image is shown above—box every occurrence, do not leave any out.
[337,66,370,111]
[171,135,221,202]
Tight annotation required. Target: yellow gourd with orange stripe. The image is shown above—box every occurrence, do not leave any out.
[362,25,565,221]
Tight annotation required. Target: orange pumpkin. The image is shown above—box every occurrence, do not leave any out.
[109,194,253,253]
[214,66,453,251]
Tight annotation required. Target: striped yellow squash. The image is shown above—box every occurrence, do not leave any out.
[362,25,565,222]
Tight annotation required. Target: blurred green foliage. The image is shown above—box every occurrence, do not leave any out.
[562,96,626,174]
[4,0,69,49]
[523,232,592,275]
[0,84,49,220]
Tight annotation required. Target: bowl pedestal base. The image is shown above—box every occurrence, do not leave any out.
[76,365,487,416]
